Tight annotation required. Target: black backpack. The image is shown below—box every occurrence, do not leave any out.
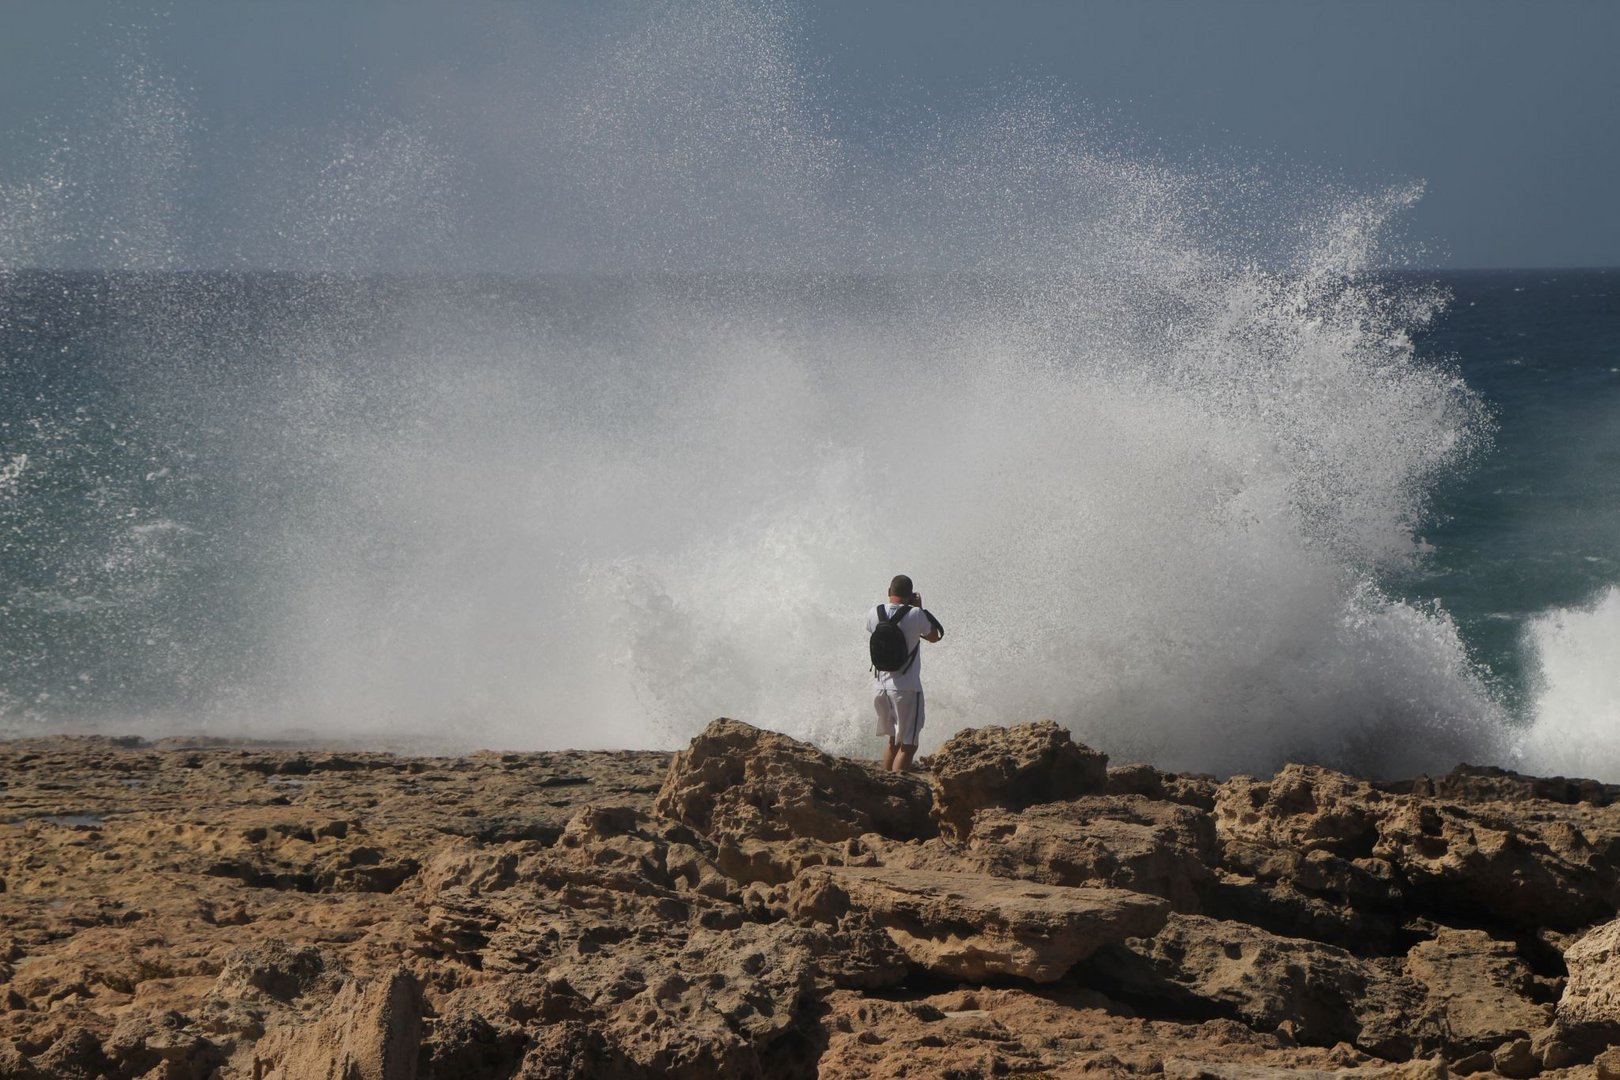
[869,604,918,675]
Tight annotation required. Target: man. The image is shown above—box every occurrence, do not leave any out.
[866,574,944,772]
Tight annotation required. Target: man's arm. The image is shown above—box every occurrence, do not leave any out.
[921,609,944,643]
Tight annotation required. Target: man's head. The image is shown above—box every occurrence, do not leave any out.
[888,574,914,602]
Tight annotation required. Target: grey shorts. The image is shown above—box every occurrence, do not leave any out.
[873,690,925,746]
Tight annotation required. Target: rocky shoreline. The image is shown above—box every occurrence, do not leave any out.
[2,719,1619,1078]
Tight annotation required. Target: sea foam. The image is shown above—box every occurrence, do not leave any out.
[1517,586,1620,779]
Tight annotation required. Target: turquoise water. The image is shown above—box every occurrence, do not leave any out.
[1396,269,1620,715]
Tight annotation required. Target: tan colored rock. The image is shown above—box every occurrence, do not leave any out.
[792,865,1169,983]
[1094,919,1554,1065]
[1108,762,1219,810]
[1084,913,1421,1057]
[251,969,420,1080]
[0,1041,44,1079]
[1491,1036,1538,1079]
[1404,929,1551,1058]
[415,816,880,1076]
[1559,916,1620,1031]
[104,1009,223,1079]
[928,721,1109,841]
[1160,1063,1443,1080]
[814,985,1435,1080]
[652,718,935,850]
[10,728,1620,1079]
[1411,763,1620,807]
[1220,841,1403,911]
[1210,767,1408,951]
[551,804,737,900]
[32,1026,110,1080]
[1373,798,1620,930]
[1215,766,1390,858]
[212,939,332,1004]
[529,921,818,1076]
[1218,854,1406,952]
[966,795,1217,912]
[1216,763,1620,933]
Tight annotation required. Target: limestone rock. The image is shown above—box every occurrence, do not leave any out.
[252,969,422,1080]
[415,822,849,1076]
[965,795,1217,912]
[418,1010,527,1079]
[928,721,1109,840]
[652,718,935,848]
[1219,842,1404,912]
[1109,762,1220,810]
[791,864,1169,982]
[211,939,332,1004]
[1206,873,1408,956]
[8,727,1620,1078]
[1160,1062,1446,1079]
[551,805,737,900]
[814,985,1433,1080]
[1411,763,1620,807]
[1216,762,1620,933]
[1215,766,1390,859]
[1403,929,1551,1058]
[1373,798,1620,930]
[1083,913,1421,1057]
[32,1027,110,1080]
[1090,918,1555,1064]
[533,922,818,1077]
[0,1041,44,1079]
[105,1009,223,1079]
[1559,917,1620,1032]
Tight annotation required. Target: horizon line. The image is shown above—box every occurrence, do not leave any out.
[3,264,1616,278]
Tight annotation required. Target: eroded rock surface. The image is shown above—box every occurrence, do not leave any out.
[967,795,1218,912]
[792,864,1170,982]
[927,720,1109,840]
[651,717,934,884]
[1085,913,1420,1056]
[1559,916,1620,1033]
[2,720,1619,1078]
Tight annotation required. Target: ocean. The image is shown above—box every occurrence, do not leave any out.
[1,266,1616,778]
[1396,268,1620,776]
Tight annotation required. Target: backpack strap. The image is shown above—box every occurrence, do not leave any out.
[883,604,920,676]
[896,642,920,676]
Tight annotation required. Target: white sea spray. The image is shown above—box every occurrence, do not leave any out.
[0,4,1537,778]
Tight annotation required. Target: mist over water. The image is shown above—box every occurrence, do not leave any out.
[3,3,1608,778]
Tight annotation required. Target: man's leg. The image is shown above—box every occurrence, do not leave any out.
[875,692,897,768]
[890,691,921,772]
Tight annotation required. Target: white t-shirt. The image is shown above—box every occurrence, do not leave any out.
[866,603,939,693]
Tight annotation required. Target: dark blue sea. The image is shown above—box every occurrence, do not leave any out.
[1396,270,1620,714]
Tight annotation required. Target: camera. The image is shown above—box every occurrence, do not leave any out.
[910,592,923,607]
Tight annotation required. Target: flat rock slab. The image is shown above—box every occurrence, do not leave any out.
[792,865,1169,983]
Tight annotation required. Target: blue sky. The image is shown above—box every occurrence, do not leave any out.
[2,0,1615,270]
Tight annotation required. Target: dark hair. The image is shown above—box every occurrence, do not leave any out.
[889,574,914,598]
